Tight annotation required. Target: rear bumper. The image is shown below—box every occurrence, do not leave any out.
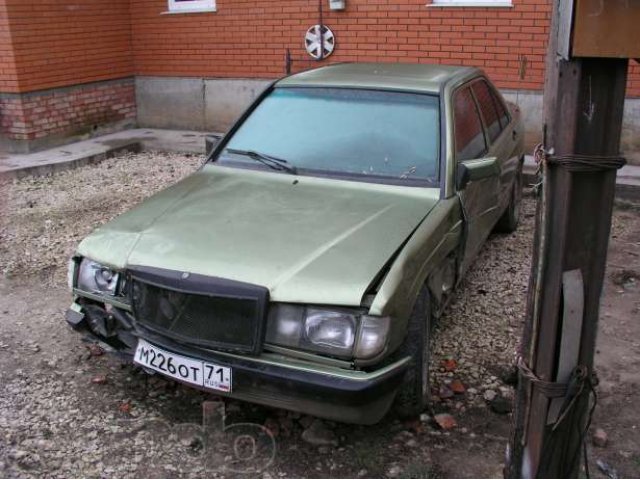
[66,305,409,425]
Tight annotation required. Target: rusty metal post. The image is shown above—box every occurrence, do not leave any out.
[507,0,629,477]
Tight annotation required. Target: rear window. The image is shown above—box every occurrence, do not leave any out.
[491,88,510,130]
[472,80,502,144]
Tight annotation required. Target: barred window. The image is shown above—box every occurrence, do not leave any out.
[431,0,512,7]
[167,0,215,13]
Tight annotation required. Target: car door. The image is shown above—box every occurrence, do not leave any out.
[469,78,520,212]
[453,84,500,275]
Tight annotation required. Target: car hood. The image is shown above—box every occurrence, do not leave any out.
[78,164,440,306]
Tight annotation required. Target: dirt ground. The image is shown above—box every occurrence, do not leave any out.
[0,153,638,478]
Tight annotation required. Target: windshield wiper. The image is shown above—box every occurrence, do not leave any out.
[225,148,297,174]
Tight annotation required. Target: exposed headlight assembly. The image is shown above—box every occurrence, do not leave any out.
[266,304,390,360]
[75,258,120,296]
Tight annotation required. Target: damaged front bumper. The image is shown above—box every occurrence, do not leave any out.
[66,299,409,425]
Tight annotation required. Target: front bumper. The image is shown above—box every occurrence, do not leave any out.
[66,303,409,425]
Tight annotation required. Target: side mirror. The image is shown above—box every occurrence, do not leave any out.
[456,157,499,190]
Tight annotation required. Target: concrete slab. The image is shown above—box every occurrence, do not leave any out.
[204,79,271,132]
[136,77,206,130]
[0,128,216,178]
[136,128,213,154]
[135,76,273,133]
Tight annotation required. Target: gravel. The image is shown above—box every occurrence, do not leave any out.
[0,151,202,283]
[429,194,534,412]
[0,151,552,477]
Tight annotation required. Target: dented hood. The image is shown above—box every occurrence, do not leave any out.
[78,164,440,305]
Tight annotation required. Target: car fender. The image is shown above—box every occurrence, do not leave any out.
[368,196,463,353]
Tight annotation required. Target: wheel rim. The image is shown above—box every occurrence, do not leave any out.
[304,25,335,59]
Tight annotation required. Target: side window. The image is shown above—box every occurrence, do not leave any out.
[491,87,510,130]
[453,87,486,162]
[471,80,502,143]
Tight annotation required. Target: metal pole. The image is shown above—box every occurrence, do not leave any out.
[507,0,628,477]
[285,48,291,75]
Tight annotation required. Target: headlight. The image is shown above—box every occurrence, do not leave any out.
[304,309,356,352]
[265,304,390,360]
[76,258,120,296]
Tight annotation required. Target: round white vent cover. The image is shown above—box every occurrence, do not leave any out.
[305,24,335,59]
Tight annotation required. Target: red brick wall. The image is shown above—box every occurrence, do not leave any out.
[130,0,640,97]
[0,1,19,92]
[1,0,134,93]
[2,0,640,150]
[0,0,135,149]
[2,0,639,96]
[130,0,552,90]
[0,79,135,143]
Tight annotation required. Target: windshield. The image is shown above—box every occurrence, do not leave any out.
[216,87,440,183]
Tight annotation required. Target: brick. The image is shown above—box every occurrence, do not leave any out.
[0,79,135,141]
[2,0,640,105]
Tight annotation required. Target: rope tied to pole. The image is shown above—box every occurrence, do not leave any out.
[517,355,571,399]
[533,143,627,172]
[517,356,599,477]
[517,356,597,432]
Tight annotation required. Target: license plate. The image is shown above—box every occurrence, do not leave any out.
[134,339,232,393]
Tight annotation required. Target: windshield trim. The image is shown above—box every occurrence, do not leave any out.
[209,85,441,188]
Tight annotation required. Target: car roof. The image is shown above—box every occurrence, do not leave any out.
[276,62,479,94]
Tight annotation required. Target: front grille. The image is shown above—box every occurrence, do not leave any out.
[129,267,268,355]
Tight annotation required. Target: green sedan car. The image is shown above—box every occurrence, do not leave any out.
[66,63,524,424]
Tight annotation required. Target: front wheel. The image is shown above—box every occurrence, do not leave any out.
[393,287,432,417]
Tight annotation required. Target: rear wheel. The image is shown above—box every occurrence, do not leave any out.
[495,165,523,233]
[393,287,432,417]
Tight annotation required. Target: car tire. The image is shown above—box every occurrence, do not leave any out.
[494,163,523,234]
[393,286,432,418]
